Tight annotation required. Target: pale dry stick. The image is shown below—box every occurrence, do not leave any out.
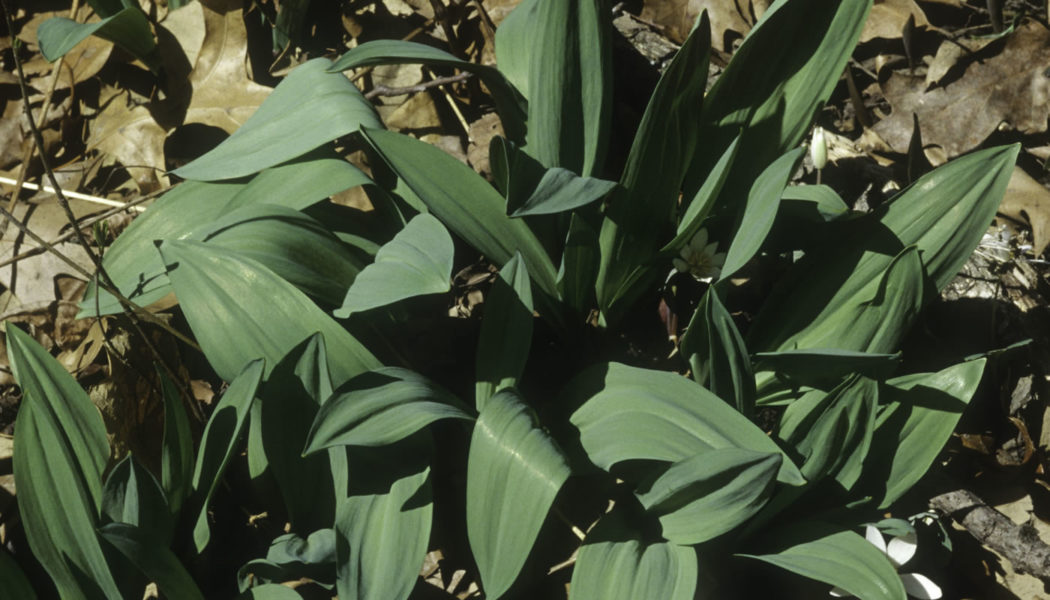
[436,75,474,142]
[0,190,159,271]
[0,176,146,212]
[1,0,203,421]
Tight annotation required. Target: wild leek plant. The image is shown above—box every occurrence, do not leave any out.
[10,0,1016,598]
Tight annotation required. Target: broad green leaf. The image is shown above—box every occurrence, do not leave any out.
[566,362,804,485]
[558,209,601,317]
[748,145,1017,357]
[680,286,755,416]
[336,213,453,316]
[329,40,526,142]
[637,448,779,544]
[272,0,309,50]
[236,584,304,600]
[335,448,432,600]
[259,335,336,532]
[739,525,905,600]
[720,147,804,278]
[664,134,741,253]
[158,240,379,384]
[304,367,472,452]
[83,156,371,316]
[361,128,560,303]
[501,0,611,175]
[174,58,380,180]
[780,184,850,222]
[596,13,710,323]
[223,156,372,212]
[778,376,877,488]
[158,367,193,516]
[689,0,871,201]
[38,8,159,72]
[0,549,36,600]
[490,137,617,217]
[866,359,985,508]
[7,323,120,599]
[467,389,570,599]
[238,529,336,591]
[191,359,264,552]
[754,349,901,389]
[98,523,205,600]
[570,509,698,600]
[101,454,172,547]
[475,253,534,410]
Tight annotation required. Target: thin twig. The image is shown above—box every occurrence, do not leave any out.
[0,176,146,212]
[1,0,202,421]
[364,71,473,99]
[0,192,156,270]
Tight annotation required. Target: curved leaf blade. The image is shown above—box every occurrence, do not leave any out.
[739,525,905,600]
[7,323,119,598]
[336,214,453,316]
[38,8,159,71]
[101,454,172,547]
[467,389,570,599]
[680,286,755,416]
[475,253,533,410]
[99,523,205,600]
[304,367,472,452]
[566,362,804,485]
[570,509,698,600]
[174,58,380,180]
[361,127,559,302]
[159,367,194,516]
[191,359,264,552]
[158,240,379,384]
[637,448,780,544]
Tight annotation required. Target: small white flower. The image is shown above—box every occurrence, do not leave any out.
[672,228,726,282]
[830,526,942,599]
[810,126,828,170]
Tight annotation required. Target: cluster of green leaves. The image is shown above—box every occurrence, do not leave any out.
[12,0,1019,598]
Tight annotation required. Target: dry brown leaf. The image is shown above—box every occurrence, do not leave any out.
[382,92,442,131]
[467,112,503,175]
[871,21,1050,157]
[20,36,113,92]
[87,86,168,192]
[481,0,522,27]
[861,0,929,43]
[999,166,1050,258]
[640,0,763,51]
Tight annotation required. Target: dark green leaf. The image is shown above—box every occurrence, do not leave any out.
[329,40,526,142]
[491,137,617,216]
[691,0,871,202]
[158,366,193,516]
[191,359,264,552]
[596,13,710,323]
[7,323,119,598]
[748,145,1017,359]
[260,335,336,532]
[305,367,472,452]
[739,524,905,600]
[567,362,804,485]
[336,214,453,316]
[720,147,804,278]
[159,240,379,385]
[238,529,336,591]
[636,448,780,544]
[99,523,205,600]
[680,286,755,416]
[236,584,304,600]
[753,349,901,389]
[780,184,850,222]
[0,548,36,600]
[476,253,534,410]
[570,509,697,600]
[38,8,159,72]
[467,389,570,599]
[664,134,741,253]
[174,59,381,180]
[361,128,560,303]
[865,359,985,507]
[101,454,172,547]
[335,448,431,600]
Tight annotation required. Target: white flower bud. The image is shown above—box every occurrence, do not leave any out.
[810,126,827,170]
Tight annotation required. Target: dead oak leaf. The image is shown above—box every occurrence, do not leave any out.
[640,0,771,52]
[871,20,1050,157]
[861,0,930,43]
